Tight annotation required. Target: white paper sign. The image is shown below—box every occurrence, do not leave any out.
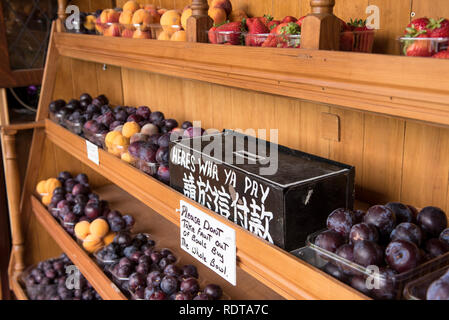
[179,200,236,286]
[86,140,99,165]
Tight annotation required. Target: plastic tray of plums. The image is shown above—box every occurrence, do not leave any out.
[291,229,449,300]
[49,111,67,128]
[403,265,449,300]
[19,254,101,300]
[63,118,85,136]
[82,127,107,148]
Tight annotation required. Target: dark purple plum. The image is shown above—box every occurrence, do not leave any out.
[204,284,222,300]
[314,230,346,253]
[440,228,449,246]
[371,267,397,300]
[390,223,423,246]
[349,275,372,296]
[194,293,211,300]
[417,207,448,237]
[110,216,126,232]
[156,147,169,164]
[148,133,161,146]
[180,277,199,295]
[95,94,109,106]
[164,119,178,131]
[149,111,165,127]
[164,264,180,277]
[157,133,171,148]
[150,291,166,300]
[128,272,146,291]
[349,223,379,244]
[425,238,449,259]
[336,244,355,274]
[136,262,150,274]
[138,255,151,265]
[74,194,88,205]
[181,121,193,129]
[72,203,85,216]
[80,93,92,103]
[183,127,205,138]
[160,276,178,295]
[130,251,143,263]
[114,110,128,122]
[117,265,132,278]
[364,205,396,240]
[127,114,143,123]
[322,263,346,282]
[174,292,192,300]
[147,271,162,287]
[144,286,156,300]
[136,106,151,119]
[51,193,65,205]
[122,215,135,228]
[407,205,419,219]
[150,251,162,264]
[386,202,414,224]
[327,208,354,237]
[133,286,145,300]
[72,183,90,196]
[84,202,101,220]
[128,141,145,158]
[182,265,198,279]
[139,143,158,162]
[53,187,65,196]
[49,99,66,113]
[427,279,449,300]
[353,241,384,267]
[118,257,133,268]
[385,240,420,273]
[64,179,77,193]
[157,165,170,184]
[353,210,366,224]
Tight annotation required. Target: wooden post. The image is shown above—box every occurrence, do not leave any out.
[57,0,67,33]
[186,0,213,43]
[301,0,341,50]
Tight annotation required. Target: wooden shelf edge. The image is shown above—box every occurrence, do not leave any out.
[30,195,127,300]
[54,32,449,127]
[10,274,28,300]
[44,119,368,300]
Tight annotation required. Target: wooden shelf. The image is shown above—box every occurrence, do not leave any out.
[30,195,127,300]
[10,275,28,300]
[44,119,368,300]
[54,32,449,127]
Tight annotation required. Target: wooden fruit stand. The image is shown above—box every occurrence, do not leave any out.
[5,0,449,300]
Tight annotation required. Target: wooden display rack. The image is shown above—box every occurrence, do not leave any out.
[6,0,449,300]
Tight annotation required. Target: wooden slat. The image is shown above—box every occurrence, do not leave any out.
[53,33,449,127]
[30,196,126,300]
[44,119,368,300]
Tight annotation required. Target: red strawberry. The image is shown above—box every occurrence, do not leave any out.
[260,14,274,26]
[405,17,430,35]
[433,50,449,59]
[262,34,279,47]
[340,32,354,51]
[427,18,449,38]
[246,17,270,34]
[296,16,306,29]
[405,34,432,57]
[216,21,245,45]
[208,26,218,44]
[281,16,297,24]
[347,18,369,31]
[267,20,281,31]
[271,22,301,35]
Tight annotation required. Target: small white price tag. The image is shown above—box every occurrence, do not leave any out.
[86,140,99,165]
[179,200,236,286]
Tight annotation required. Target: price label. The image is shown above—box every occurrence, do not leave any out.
[179,200,236,286]
[86,140,99,165]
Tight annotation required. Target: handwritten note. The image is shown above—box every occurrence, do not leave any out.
[180,200,236,286]
[86,140,99,165]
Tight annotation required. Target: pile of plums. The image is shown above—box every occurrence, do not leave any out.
[427,269,449,300]
[314,202,449,300]
[97,232,223,300]
[23,253,101,300]
[47,171,134,236]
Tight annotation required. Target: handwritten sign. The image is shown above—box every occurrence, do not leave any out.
[86,140,99,165]
[180,200,236,286]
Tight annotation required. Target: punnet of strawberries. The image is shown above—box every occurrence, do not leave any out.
[340,18,375,53]
[401,17,449,58]
[208,14,304,48]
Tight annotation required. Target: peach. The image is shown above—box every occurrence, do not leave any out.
[208,7,227,25]
[113,125,124,133]
[83,234,103,253]
[171,30,187,41]
[141,123,159,136]
[121,152,136,164]
[158,8,168,16]
[74,221,91,240]
[106,131,122,149]
[95,17,105,34]
[121,28,134,38]
[157,30,172,40]
[42,195,52,206]
[132,9,154,25]
[103,232,116,246]
[181,8,192,30]
[229,9,248,22]
[211,0,232,16]
[84,15,96,31]
[103,23,121,37]
[133,29,151,39]
[119,10,133,25]
[100,9,120,24]
[45,178,61,195]
[90,218,110,238]
[122,122,141,138]
[160,10,181,34]
[123,0,140,13]
[36,180,47,194]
